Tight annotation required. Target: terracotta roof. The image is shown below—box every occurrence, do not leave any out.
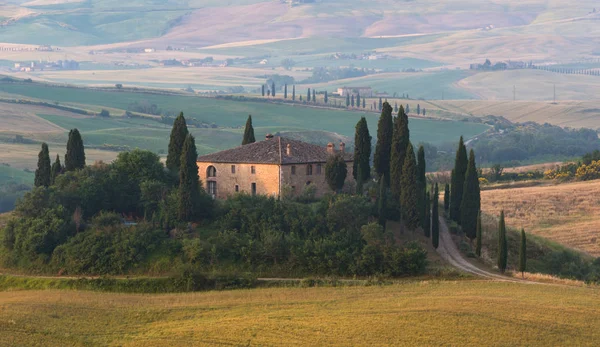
[197,137,353,165]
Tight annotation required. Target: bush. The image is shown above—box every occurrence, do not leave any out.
[91,211,122,227]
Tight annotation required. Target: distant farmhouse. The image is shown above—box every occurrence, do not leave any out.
[197,135,354,199]
[335,86,373,97]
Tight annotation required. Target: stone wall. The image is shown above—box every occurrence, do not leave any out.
[196,162,280,199]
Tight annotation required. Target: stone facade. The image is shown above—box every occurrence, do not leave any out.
[196,162,280,200]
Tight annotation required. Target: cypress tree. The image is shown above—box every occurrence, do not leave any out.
[284,84,288,99]
[65,128,85,171]
[292,85,296,100]
[394,102,398,112]
[497,211,508,273]
[308,88,311,102]
[444,183,450,212]
[324,91,328,104]
[417,145,426,228]
[374,102,393,186]
[362,98,366,108]
[400,142,419,229]
[353,117,371,182]
[432,183,439,249]
[378,97,383,111]
[271,82,276,97]
[166,112,189,173]
[390,105,410,199]
[262,85,265,97]
[351,95,355,107]
[50,154,62,185]
[476,211,482,257]
[34,142,51,187]
[178,134,202,221]
[313,89,316,103]
[406,104,410,114]
[356,163,364,195]
[461,149,481,240]
[242,115,256,145]
[417,104,421,115]
[423,187,430,237]
[346,93,350,107]
[519,228,527,277]
[356,92,360,108]
[450,136,468,223]
[377,174,386,229]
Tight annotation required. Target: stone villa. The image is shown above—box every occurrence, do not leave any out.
[196,135,354,199]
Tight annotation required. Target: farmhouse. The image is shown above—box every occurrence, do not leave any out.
[336,86,373,97]
[197,135,354,199]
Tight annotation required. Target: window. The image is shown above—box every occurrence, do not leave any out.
[251,166,256,174]
[291,165,296,175]
[251,183,257,196]
[207,166,217,178]
[231,165,236,174]
[207,181,217,197]
[306,181,311,186]
[316,164,322,175]
[306,164,313,176]
[235,185,239,192]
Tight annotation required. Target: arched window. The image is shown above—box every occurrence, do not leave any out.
[306,164,313,176]
[207,166,217,178]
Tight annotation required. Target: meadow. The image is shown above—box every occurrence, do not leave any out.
[0,280,598,346]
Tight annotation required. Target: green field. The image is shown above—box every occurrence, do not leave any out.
[0,280,598,346]
[0,165,33,186]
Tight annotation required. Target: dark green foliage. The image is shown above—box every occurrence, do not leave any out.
[292,85,295,100]
[34,143,51,187]
[50,154,62,185]
[476,211,482,257]
[498,211,508,273]
[356,93,360,108]
[377,175,386,229]
[390,105,409,199]
[378,97,382,111]
[461,149,481,240]
[64,128,85,171]
[423,187,430,237]
[519,229,527,276]
[324,91,328,104]
[166,112,189,173]
[374,102,393,186]
[261,85,265,96]
[242,115,256,145]
[432,184,439,249]
[178,134,205,221]
[313,89,316,103]
[406,104,410,114]
[450,136,468,223]
[444,183,450,212]
[353,117,371,182]
[362,98,365,108]
[417,104,421,115]
[400,142,419,230]
[325,153,348,192]
[346,93,350,107]
[271,82,275,97]
[284,84,287,99]
[417,145,426,227]
[351,95,355,107]
[307,88,311,102]
[99,109,110,117]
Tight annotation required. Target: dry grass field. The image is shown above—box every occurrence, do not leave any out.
[0,281,598,346]
[0,143,117,170]
[481,180,600,256]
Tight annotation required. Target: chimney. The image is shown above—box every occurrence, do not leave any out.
[339,142,346,153]
[265,133,274,140]
[286,143,292,156]
[327,142,335,154]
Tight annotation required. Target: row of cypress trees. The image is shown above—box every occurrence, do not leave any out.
[34,128,85,188]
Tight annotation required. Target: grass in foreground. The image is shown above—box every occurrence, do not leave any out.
[0,281,598,346]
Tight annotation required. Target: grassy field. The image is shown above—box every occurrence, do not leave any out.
[0,280,598,346]
[481,180,600,257]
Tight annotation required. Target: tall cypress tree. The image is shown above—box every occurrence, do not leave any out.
[351,95,355,107]
[406,104,410,114]
[450,136,468,223]
[261,85,265,97]
[346,93,350,107]
[461,149,481,240]
[271,82,276,97]
[356,92,361,109]
[378,174,386,229]
[423,187,430,237]
[498,211,508,273]
[476,211,482,257]
[417,145,427,228]
[242,115,256,145]
[292,85,296,100]
[166,112,189,173]
[65,128,85,171]
[178,134,202,221]
[378,97,383,111]
[362,98,366,108]
[519,229,527,277]
[374,102,393,186]
[313,89,316,103]
[34,142,51,187]
[432,183,439,249]
[417,104,421,115]
[307,88,311,102]
[356,163,364,195]
[50,154,62,185]
[390,105,409,199]
[284,84,288,99]
[400,142,419,229]
[353,117,371,182]
[444,183,450,212]
[324,91,328,104]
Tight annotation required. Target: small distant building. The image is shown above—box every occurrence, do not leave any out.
[259,59,268,65]
[196,135,354,199]
[336,86,373,97]
[144,48,155,53]
[14,63,20,68]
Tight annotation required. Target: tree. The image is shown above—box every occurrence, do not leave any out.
[242,115,256,145]
[374,102,393,186]
[313,89,316,103]
[444,183,450,212]
[34,143,51,187]
[450,136,468,223]
[166,112,189,173]
[356,162,364,195]
[307,88,311,102]
[65,128,85,171]
[406,104,410,114]
[390,105,410,199]
[377,175,386,229]
[351,95,355,107]
[346,93,350,107]
[394,102,398,112]
[356,92,361,109]
[400,142,419,229]
[432,183,439,248]
[324,91,328,104]
[99,109,110,117]
[353,117,371,183]
[378,97,383,111]
[422,108,426,116]
[262,85,265,97]
[519,228,527,277]
[461,149,481,240]
[423,187,430,237]
[362,98,366,108]
[284,84,288,99]
[292,85,296,100]
[271,82,276,97]
[497,211,508,273]
[325,153,348,192]
[50,154,62,185]
[417,104,421,115]
[476,211,482,257]
[178,134,203,221]
[417,145,426,228]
